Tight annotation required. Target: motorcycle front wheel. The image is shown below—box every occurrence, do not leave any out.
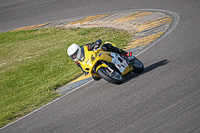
[97,67,124,84]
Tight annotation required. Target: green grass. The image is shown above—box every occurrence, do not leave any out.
[0,27,132,127]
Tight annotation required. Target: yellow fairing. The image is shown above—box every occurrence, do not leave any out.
[96,63,108,72]
[78,45,133,77]
[78,46,112,76]
[122,65,133,75]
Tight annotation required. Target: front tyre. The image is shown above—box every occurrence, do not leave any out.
[131,58,144,73]
[92,75,101,81]
[97,67,124,84]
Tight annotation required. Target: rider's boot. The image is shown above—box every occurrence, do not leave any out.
[120,50,136,65]
[121,51,133,57]
[111,47,135,64]
[109,46,133,57]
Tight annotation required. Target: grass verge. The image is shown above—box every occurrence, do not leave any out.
[0,27,132,127]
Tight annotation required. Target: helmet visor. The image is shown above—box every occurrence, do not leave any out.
[70,49,79,61]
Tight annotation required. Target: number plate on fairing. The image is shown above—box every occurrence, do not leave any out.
[111,53,128,73]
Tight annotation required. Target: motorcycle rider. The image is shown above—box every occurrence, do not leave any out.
[67,39,134,81]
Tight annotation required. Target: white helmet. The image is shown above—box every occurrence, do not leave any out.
[67,43,80,61]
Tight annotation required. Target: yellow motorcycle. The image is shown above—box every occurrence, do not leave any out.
[77,42,144,84]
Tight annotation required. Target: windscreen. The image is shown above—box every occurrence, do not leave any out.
[77,47,85,62]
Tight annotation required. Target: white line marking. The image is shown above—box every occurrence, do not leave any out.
[135,10,180,56]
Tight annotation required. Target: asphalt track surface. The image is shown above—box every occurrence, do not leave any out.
[1,0,200,133]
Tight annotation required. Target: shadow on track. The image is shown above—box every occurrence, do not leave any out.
[124,59,170,83]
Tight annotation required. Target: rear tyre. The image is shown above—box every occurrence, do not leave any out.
[130,58,144,73]
[97,67,124,84]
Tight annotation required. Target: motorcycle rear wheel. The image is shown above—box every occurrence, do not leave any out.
[130,58,144,73]
[97,67,124,84]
